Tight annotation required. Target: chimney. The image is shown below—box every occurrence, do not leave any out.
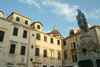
[0,11,4,17]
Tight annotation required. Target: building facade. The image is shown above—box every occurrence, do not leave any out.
[0,10,100,67]
[62,23,100,67]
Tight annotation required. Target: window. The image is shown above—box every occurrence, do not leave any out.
[16,17,20,22]
[57,40,60,45]
[58,52,61,59]
[21,46,26,55]
[25,20,28,25]
[13,27,18,36]
[0,30,5,42]
[44,50,47,57]
[35,48,39,56]
[73,42,76,48]
[63,40,66,46]
[51,51,54,58]
[10,44,16,54]
[43,66,47,67]
[51,66,54,67]
[72,55,75,62]
[7,66,12,67]
[64,51,67,59]
[75,55,77,62]
[44,36,47,41]
[36,33,40,40]
[23,30,27,38]
[50,38,53,43]
[37,25,40,29]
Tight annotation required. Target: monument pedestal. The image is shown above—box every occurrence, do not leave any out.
[77,34,100,67]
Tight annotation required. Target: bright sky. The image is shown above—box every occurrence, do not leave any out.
[0,0,100,37]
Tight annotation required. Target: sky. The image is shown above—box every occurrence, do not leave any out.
[0,0,100,37]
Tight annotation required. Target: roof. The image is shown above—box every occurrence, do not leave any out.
[64,29,81,39]
[0,11,4,14]
[7,12,32,20]
[31,21,43,26]
[50,30,61,35]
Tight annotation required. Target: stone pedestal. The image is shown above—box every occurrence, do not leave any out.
[77,34,100,67]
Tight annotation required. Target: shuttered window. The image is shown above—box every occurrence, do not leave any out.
[35,48,39,56]
[44,36,47,41]
[25,20,28,25]
[21,46,26,55]
[44,50,47,57]
[36,33,40,40]
[13,27,18,36]
[51,38,53,43]
[58,52,61,59]
[37,25,40,29]
[10,44,16,54]
[72,55,75,62]
[64,51,67,59]
[23,30,27,38]
[57,40,60,45]
[0,30,5,42]
[63,40,66,46]
[16,17,20,22]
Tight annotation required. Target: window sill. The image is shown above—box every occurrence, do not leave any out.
[35,55,40,57]
[43,56,48,58]
[50,57,55,59]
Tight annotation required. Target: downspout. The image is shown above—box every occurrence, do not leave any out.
[27,28,31,67]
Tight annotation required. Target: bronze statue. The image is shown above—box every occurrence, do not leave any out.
[76,9,89,34]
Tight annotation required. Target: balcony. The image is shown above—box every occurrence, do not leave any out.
[70,48,77,54]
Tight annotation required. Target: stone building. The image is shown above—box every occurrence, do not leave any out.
[62,23,100,67]
[0,11,62,67]
[0,10,100,67]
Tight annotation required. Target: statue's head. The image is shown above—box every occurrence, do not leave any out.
[77,9,81,14]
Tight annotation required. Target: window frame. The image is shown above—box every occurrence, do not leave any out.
[9,44,16,54]
[44,36,47,41]
[13,27,18,36]
[50,38,53,44]
[0,30,5,42]
[25,20,28,25]
[44,50,47,57]
[36,33,41,40]
[35,48,39,56]
[23,30,27,38]
[21,46,26,55]
[16,17,20,22]
[37,25,40,29]
[57,40,60,45]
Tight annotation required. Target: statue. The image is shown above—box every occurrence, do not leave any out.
[76,9,89,34]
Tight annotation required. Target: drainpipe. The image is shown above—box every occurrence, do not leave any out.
[27,28,31,67]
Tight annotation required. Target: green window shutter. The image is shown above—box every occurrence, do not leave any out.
[64,52,67,59]
[36,33,40,40]
[25,20,28,25]
[36,48,39,56]
[23,30,27,38]
[57,40,60,45]
[44,50,47,57]
[75,55,77,62]
[21,46,26,55]
[10,44,16,54]
[0,30,5,42]
[13,27,18,36]
[44,36,47,41]
[16,17,20,22]
[72,55,75,62]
